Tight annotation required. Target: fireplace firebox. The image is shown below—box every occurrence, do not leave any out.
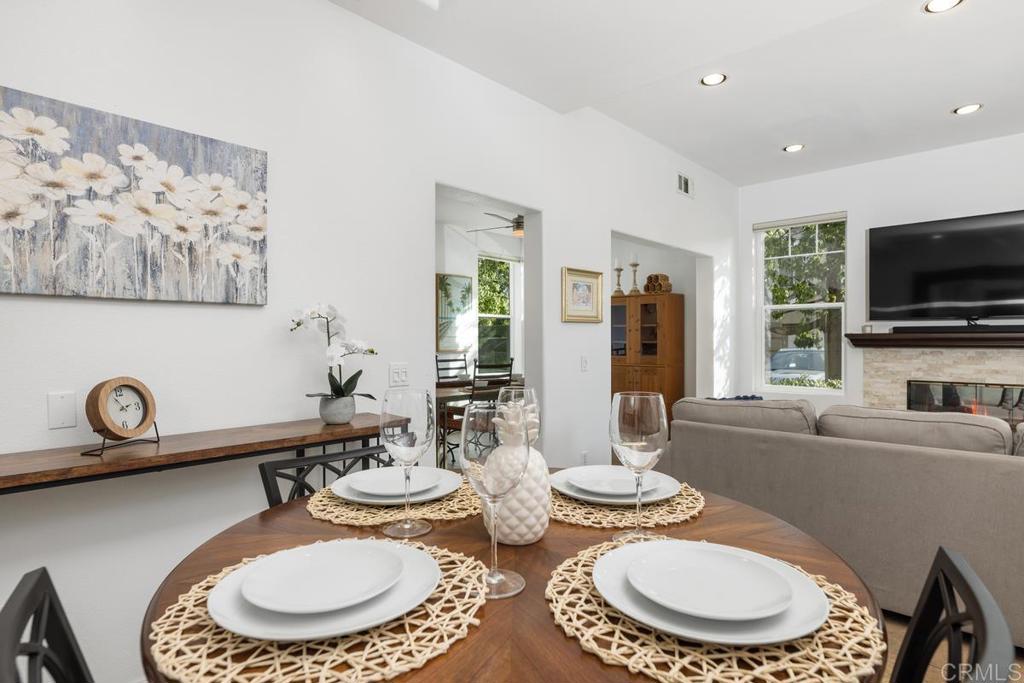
[907,380,1024,427]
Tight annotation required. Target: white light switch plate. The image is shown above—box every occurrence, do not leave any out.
[47,391,76,429]
[389,362,409,387]
[580,355,589,372]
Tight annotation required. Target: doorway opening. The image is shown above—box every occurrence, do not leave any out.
[610,232,714,407]
[434,184,541,467]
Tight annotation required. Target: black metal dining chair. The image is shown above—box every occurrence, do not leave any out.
[0,567,93,683]
[259,444,392,508]
[437,359,515,468]
[890,547,1014,683]
[436,353,469,382]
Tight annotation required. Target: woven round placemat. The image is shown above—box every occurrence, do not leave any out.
[150,540,487,683]
[549,483,705,529]
[307,480,481,526]
[545,537,886,682]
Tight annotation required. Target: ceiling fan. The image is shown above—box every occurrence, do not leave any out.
[467,212,525,238]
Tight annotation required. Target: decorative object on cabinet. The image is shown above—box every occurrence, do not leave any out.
[290,303,377,425]
[0,86,268,305]
[436,273,472,351]
[83,376,158,456]
[643,273,672,293]
[628,258,641,295]
[610,293,685,409]
[561,267,603,323]
[612,258,625,296]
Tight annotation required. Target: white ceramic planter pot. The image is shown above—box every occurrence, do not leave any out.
[319,396,355,424]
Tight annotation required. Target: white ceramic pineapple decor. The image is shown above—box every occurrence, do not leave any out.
[484,402,550,545]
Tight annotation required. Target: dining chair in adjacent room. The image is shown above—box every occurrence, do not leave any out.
[259,444,392,508]
[890,546,1014,683]
[437,359,514,468]
[435,353,469,382]
[0,567,94,683]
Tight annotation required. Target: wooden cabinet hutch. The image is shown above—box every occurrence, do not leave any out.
[611,293,685,409]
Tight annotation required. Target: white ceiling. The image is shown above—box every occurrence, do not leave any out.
[333,0,1024,185]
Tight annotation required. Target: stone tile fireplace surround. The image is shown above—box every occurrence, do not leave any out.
[862,347,1024,416]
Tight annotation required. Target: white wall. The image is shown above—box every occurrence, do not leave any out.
[737,132,1024,411]
[0,1,739,680]
[610,233,704,397]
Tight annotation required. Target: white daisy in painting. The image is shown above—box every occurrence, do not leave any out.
[117,143,157,170]
[0,198,47,231]
[0,160,33,205]
[221,189,258,217]
[188,195,237,227]
[22,162,87,201]
[161,213,203,243]
[216,242,259,270]
[64,198,144,236]
[0,107,71,154]
[195,172,235,197]
[116,190,176,230]
[138,161,198,208]
[61,153,128,196]
[229,212,267,241]
[0,140,27,168]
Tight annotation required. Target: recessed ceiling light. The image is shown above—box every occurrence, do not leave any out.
[952,103,983,115]
[782,144,805,153]
[923,0,964,13]
[699,73,727,87]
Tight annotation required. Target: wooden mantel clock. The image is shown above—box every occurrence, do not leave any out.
[83,377,159,456]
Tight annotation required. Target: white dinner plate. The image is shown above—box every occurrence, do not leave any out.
[331,468,462,506]
[208,540,440,641]
[593,540,829,646]
[568,466,657,496]
[241,540,404,614]
[550,468,680,506]
[346,467,442,497]
[626,543,793,621]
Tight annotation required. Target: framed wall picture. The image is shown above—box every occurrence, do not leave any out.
[0,85,268,305]
[436,272,473,351]
[561,267,603,323]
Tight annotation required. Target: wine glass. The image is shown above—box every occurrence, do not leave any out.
[609,392,668,541]
[380,388,435,539]
[497,386,540,447]
[459,402,530,599]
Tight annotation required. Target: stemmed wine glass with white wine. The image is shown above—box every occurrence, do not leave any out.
[379,388,435,539]
[459,401,530,599]
[609,391,668,541]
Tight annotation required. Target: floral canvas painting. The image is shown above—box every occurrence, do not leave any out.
[0,86,268,304]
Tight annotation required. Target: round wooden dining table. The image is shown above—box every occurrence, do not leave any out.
[141,491,887,682]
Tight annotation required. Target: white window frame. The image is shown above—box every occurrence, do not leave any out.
[477,255,519,369]
[753,212,847,396]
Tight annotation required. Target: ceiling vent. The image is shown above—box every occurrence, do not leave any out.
[676,172,693,198]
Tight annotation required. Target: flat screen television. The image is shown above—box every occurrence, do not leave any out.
[868,210,1024,321]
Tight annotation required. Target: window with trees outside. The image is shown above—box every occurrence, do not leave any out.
[756,215,846,391]
[477,257,512,365]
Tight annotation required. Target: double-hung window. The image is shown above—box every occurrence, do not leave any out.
[477,256,513,365]
[755,213,847,391]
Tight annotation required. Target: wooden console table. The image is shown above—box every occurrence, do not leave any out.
[0,414,389,495]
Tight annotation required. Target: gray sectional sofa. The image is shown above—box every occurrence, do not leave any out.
[660,398,1024,646]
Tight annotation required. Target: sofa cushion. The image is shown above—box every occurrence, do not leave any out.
[1015,422,1024,456]
[672,397,817,435]
[818,405,1013,455]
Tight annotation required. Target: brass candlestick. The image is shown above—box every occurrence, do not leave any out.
[628,261,641,295]
[613,267,625,296]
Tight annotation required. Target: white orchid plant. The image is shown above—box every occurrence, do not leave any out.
[290,303,378,400]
